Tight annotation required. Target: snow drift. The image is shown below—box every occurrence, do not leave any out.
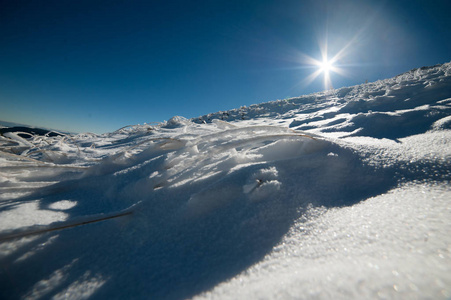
[0,63,450,299]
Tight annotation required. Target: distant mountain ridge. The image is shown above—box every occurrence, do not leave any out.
[0,126,64,138]
[0,120,31,128]
[0,120,72,137]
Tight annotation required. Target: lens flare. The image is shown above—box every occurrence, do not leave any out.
[306,50,342,91]
[319,58,333,73]
[296,38,352,92]
[314,54,338,90]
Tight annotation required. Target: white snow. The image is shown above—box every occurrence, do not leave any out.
[196,182,451,299]
[0,62,450,299]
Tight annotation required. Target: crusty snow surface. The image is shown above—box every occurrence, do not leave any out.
[1,63,450,299]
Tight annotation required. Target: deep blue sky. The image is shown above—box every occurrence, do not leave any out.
[1,0,450,133]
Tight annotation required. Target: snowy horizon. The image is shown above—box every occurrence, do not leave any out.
[2,61,449,136]
[0,62,450,299]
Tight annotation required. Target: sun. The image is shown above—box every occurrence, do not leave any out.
[312,55,337,90]
[319,58,334,73]
[297,39,349,92]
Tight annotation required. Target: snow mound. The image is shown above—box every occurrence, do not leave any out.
[162,116,192,129]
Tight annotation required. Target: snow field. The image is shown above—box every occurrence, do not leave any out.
[0,62,450,299]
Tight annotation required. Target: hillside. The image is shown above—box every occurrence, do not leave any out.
[0,62,450,299]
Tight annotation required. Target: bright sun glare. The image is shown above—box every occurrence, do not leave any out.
[319,58,333,73]
[311,55,338,90]
[298,39,350,92]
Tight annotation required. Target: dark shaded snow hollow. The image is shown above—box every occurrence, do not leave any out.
[1,63,450,299]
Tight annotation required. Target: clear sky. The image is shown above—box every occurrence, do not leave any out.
[1,0,450,133]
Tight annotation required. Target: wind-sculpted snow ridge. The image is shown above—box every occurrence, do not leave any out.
[195,62,451,131]
[0,62,450,299]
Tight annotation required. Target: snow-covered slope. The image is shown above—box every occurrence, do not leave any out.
[0,63,450,299]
